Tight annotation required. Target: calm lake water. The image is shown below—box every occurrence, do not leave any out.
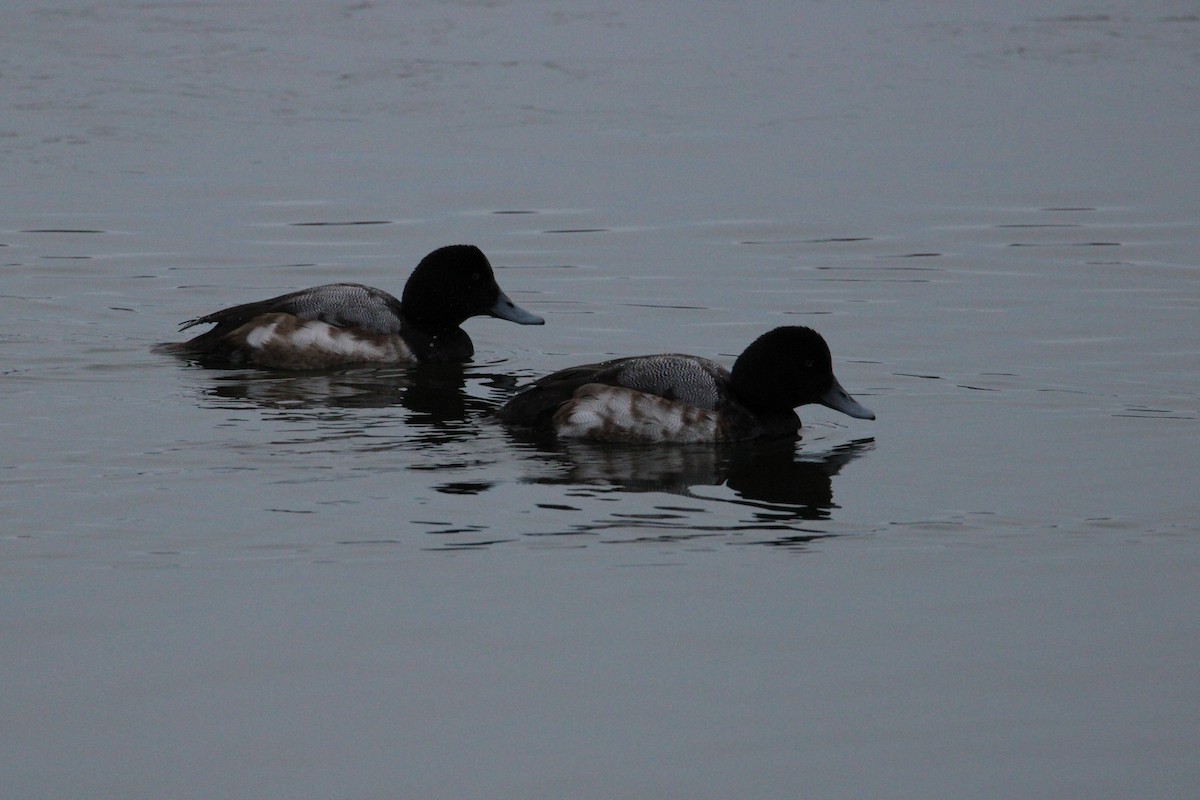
[3,2,1198,798]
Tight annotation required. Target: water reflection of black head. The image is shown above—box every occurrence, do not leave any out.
[508,430,875,522]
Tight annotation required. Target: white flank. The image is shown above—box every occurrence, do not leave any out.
[244,320,281,349]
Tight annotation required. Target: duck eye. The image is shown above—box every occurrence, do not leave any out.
[471,272,481,282]
[804,359,814,368]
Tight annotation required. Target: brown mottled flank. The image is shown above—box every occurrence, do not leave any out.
[230,313,413,370]
[554,384,725,443]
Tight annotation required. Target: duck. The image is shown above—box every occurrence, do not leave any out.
[496,326,874,443]
[155,244,544,368]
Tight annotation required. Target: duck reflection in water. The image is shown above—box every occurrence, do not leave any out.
[197,362,524,446]
[509,430,874,523]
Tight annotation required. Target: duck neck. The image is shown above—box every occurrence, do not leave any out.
[729,371,788,413]
[399,321,473,362]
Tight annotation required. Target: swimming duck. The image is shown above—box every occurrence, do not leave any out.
[496,326,874,442]
[156,244,544,368]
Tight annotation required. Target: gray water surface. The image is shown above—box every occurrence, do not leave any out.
[3,2,1198,798]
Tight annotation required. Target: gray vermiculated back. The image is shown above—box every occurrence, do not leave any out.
[283,284,404,334]
[615,355,728,411]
